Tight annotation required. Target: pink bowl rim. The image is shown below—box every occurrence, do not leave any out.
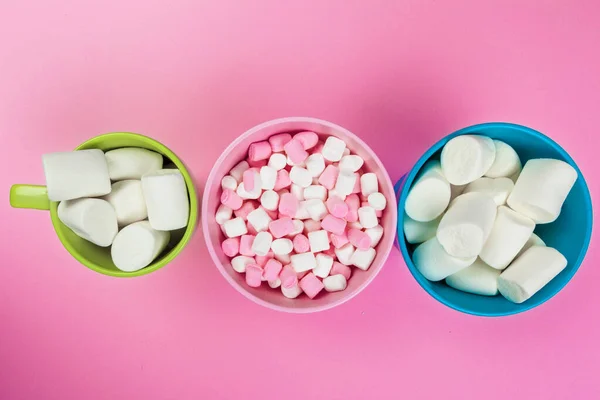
[201,117,397,313]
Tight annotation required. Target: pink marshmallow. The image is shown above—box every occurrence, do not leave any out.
[221,237,240,257]
[239,235,256,256]
[344,194,360,222]
[318,165,339,190]
[247,158,268,168]
[330,232,349,249]
[278,193,299,218]
[321,214,347,235]
[351,173,361,194]
[347,228,372,250]
[262,259,283,281]
[284,138,309,164]
[269,217,294,238]
[299,273,325,299]
[292,234,310,253]
[326,196,349,218]
[245,264,263,287]
[221,188,243,210]
[255,251,274,267]
[273,169,291,191]
[248,141,272,162]
[294,131,319,150]
[234,201,257,220]
[280,265,298,288]
[303,219,321,233]
[268,133,293,152]
[331,262,352,280]
[243,169,257,191]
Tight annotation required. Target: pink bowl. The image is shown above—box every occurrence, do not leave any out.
[202,117,397,313]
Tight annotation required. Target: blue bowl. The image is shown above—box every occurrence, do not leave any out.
[396,122,593,317]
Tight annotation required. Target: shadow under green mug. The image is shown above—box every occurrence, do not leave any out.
[9,132,199,277]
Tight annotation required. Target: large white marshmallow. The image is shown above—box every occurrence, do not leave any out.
[57,198,118,247]
[412,237,476,281]
[462,177,514,206]
[43,149,111,201]
[498,246,567,303]
[436,192,497,258]
[479,206,535,270]
[507,158,577,223]
[445,258,501,296]
[515,232,546,259]
[405,160,451,222]
[403,214,441,244]
[111,220,170,272]
[440,135,496,185]
[104,147,163,180]
[484,140,521,178]
[103,180,147,227]
[141,169,189,231]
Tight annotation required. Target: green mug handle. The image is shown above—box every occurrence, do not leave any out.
[10,185,51,210]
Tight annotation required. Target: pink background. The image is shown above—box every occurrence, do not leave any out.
[1,1,599,399]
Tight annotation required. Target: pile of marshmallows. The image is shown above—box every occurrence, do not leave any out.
[405,135,577,303]
[216,131,387,299]
[43,148,189,272]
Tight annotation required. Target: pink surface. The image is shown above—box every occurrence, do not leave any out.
[1,1,599,399]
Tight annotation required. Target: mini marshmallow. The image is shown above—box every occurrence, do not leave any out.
[322,136,346,162]
[263,259,283,281]
[348,221,363,230]
[303,219,321,233]
[321,214,347,235]
[344,194,360,222]
[413,237,476,281]
[485,140,521,178]
[318,165,339,190]
[441,134,496,185]
[330,232,349,249]
[260,166,277,190]
[221,188,243,211]
[463,177,514,206]
[295,131,319,150]
[268,278,282,288]
[498,246,567,303]
[271,238,294,255]
[142,169,189,231]
[245,264,263,287]
[252,231,273,256]
[360,173,379,197]
[304,185,327,201]
[324,274,348,292]
[445,258,501,296]
[57,198,118,247]
[111,221,169,272]
[368,192,387,211]
[290,183,305,201]
[229,161,250,182]
[479,206,535,270]
[331,262,352,280]
[43,149,112,201]
[290,166,312,188]
[347,229,371,250]
[104,147,163,181]
[403,214,440,244]
[515,232,546,259]
[103,180,147,227]
[507,158,577,223]
[293,234,310,253]
[248,141,272,162]
[280,265,298,288]
[351,247,376,270]
[236,182,261,200]
[231,255,254,273]
[278,193,299,217]
[247,207,272,233]
[295,201,311,220]
[234,201,256,220]
[306,153,326,177]
[260,190,279,211]
[223,217,248,238]
[299,273,324,299]
[268,133,293,152]
[358,206,378,229]
[248,159,267,168]
[404,160,451,222]
[274,253,291,265]
[281,283,303,299]
[437,192,497,258]
[328,189,347,201]
[268,153,287,170]
[308,230,330,253]
[221,175,238,191]
[216,204,233,225]
[306,199,328,221]
[269,217,294,238]
[246,221,258,235]
[335,171,357,196]
[351,173,361,194]
[255,252,273,268]
[273,170,291,191]
[339,155,364,172]
[239,235,256,256]
[365,225,384,247]
[335,243,356,266]
[326,196,349,218]
[221,237,240,257]
[284,138,309,164]
[314,253,334,278]
[289,219,304,236]
[243,169,261,191]
[291,252,317,273]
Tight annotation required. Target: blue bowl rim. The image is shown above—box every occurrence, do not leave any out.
[396,122,594,317]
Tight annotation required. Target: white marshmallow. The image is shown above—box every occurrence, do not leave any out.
[111,221,169,272]
[338,155,364,172]
[104,148,163,181]
[351,248,376,270]
[308,230,330,253]
[221,175,238,191]
[463,177,514,206]
[515,232,546,259]
[305,153,326,177]
[327,189,347,201]
[314,253,334,278]
[268,153,287,171]
[322,136,346,162]
[335,243,355,266]
[274,253,291,264]
[365,225,384,247]
[360,173,379,197]
[479,206,535,270]
[358,206,378,229]
[441,135,496,185]
[291,184,305,201]
[231,255,254,273]
[507,158,577,223]
[236,182,261,200]
[247,207,272,233]
[271,238,294,255]
[413,237,476,281]
[290,166,313,188]
[43,149,111,201]
[103,180,147,227]
[306,199,328,221]
[498,246,567,303]
[445,258,501,296]
[485,140,521,178]
[288,220,304,236]
[403,214,440,244]
[450,184,467,202]
[368,192,387,211]
[229,161,249,182]
[252,231,273,256]
[215,204,233,225]
[268,278,282,288]
[260,166,277,190]
[281,284,302,299]
[260,190,279,211]
[57,198,118,247]
[323,274,348,292]
[437,192,497,258]
[304,185,327,201]
[223,217,248,238]
[290,252,317,273]
[295,201,311,220]
[142,169,190,231]
[335,171,356,196]
[404,160,451,222]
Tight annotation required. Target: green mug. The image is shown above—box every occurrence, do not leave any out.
[9,132,199,277]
